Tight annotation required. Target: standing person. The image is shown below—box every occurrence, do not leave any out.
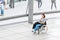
[38,0,42,8]
[51,0,57,9]
[0,0,4,16]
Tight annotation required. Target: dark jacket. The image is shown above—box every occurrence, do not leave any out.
[32,21,46,29]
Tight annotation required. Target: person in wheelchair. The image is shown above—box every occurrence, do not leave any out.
[32,13,48,34]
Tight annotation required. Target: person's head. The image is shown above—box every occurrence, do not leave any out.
[41,13,45,18]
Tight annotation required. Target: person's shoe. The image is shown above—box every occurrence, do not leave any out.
[32,30,33,32]
[32,29,34,32]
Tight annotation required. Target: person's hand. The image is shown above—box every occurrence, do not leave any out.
[46,19,48,20]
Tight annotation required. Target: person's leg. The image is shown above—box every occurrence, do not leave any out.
[34,24,41,31]
[38,1,40,8]
[1,4,4,16]
[51,2,53,9]
[1,9,4,15]
[32,22,40,32]
[39,1,42,8]
[33,24,40,34]
[38,1,42,8]
[54,1,57,8]
[32,22,40,29]
[9,0,14,8]
[5,0,8,9]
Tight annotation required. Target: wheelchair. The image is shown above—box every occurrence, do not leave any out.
[32,22,46,34]
[38,25,46,34]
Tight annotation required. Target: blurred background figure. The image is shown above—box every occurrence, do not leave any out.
[9,0,14,8]
[38,0,42,8]
[0,0,4,16]
[19,0,21,1]
[5,0,8,9]
[51,0,57,9]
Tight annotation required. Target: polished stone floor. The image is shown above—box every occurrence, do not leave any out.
[0,18,60,40]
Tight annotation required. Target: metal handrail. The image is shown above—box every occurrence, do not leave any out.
[0,10,60,21]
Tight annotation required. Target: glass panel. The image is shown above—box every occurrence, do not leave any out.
[33,0,60,13]
[0,0,28,19]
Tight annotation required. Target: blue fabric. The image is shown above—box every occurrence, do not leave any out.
[1,9,4,15]
[34,24,42,31]
[0,4,4,15]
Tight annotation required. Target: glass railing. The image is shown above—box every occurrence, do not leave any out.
[0,0,60,20]
[34,0,60,13]
[7,0,27,4]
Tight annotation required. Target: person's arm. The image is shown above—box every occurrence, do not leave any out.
[39,18,46,24]
[39,21,45,24]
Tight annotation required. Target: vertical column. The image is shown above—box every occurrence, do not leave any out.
[9,0,14,8]
[28,0,33,24]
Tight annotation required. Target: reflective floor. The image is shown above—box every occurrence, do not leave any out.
[0,18,60,40]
